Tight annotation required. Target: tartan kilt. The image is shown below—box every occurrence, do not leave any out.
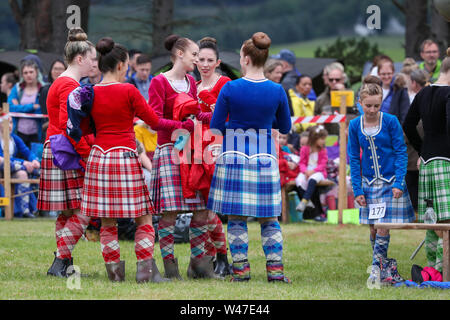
[359,178,415,225]
[207,152,282,218]
[81,146,155,218]
[418,160,450,222]
[148,143,207,214]
[37,141,84,211]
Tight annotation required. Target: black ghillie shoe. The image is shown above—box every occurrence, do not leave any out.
[47,254,71,278]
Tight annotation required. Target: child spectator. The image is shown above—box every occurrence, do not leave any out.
[0,117,40,218]
[295,125,328,213]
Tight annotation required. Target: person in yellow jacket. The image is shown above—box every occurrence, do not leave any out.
[288,75,315,133]
[134,119,157,154]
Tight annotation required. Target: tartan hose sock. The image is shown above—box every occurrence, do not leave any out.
[425,230,439,269]
[372,234,390,267]
[227,220,249,263]
[231,259,251,281]
[16,183,31,215]
[158,219,175,260]
[189,219,209,259]
[55,214,69,243]
[100,226,120,264]
[56,212,90,259]
[435,238,443,273]
[134,224,155,262]
[261,221,283,263]
[208,214,227,255]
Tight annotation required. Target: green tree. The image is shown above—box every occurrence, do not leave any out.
[314,37,382,85]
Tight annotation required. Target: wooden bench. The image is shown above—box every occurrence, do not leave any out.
[281,179,336,223]
[375,223,450,282]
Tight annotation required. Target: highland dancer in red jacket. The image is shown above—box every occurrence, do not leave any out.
[195,37,232,277]
[41,28,97,278]
[147,34,221,280]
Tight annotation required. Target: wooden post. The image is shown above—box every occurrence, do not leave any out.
[443,230,450,282]
[337,95,348,224]
[2,103,12,220]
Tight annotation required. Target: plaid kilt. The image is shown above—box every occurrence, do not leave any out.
[207,152,282,218]
[418,160,450,222]
[37,141,84,211]
[148,144,207,214]
[359,179,415,224]
[81,146,155,218]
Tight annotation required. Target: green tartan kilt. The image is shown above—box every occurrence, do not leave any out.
[418,159,450,222]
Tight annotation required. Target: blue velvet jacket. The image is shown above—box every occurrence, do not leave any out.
[347,112,408,197]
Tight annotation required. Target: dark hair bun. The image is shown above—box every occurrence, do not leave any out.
[67,28,88,42]
[164,34,181,51]
[96,37,115,55]
[199,37,217,45]
[252,32,271,50]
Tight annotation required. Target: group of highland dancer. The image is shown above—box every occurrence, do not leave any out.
[39,27,450,285]
[40,28,291,283]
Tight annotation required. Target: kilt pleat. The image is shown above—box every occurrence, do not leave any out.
[207,152,282,218]
[148,144,206,214]
[359,178,415,224]
[418,160,450,222]
[37,141,84,211]
[81,146,155,218]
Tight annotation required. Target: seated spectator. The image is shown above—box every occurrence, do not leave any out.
[378,56,411,125]
[128,54,153,100]
[272,49,317,100]
[278,133,300,188]
[264,59,284,83]
[0,117,40,218]
[134,119,157,160]
[1,72,18,106]
[315,62,347,134]
[8,59,46,147]
[288,75,315,133]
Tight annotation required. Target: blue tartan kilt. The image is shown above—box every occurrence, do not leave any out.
[359,179,415,225]
[207,152,281,218]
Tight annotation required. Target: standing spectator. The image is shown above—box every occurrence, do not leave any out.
[75,37,168,283]
[419,39,442,84]
[8,60,46,147]
[273,49,317,100]
[403,52,450,274]
[125,49,142,81]
[264,59,283,83]
[378,56,411,125]
[39,59,67,142]
[208,32,292,283]
[195,36,232,277]
[0,117,40,218]
[348,83,415,285]
[41,28,97,278]
[127,54,153,100]
[80,57,102,85]
[148,34,220,280]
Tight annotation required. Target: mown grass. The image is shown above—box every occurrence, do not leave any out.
[0,219,447,300]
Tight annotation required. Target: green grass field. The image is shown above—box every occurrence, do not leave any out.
[270,35,405,62]
[0,218,448,300]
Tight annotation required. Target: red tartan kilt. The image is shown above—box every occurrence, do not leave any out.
[81,146,155,218]
[37,141,84,211]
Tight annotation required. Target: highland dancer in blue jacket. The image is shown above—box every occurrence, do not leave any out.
[348,83,415,286]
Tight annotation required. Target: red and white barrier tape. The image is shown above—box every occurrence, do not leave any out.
[0,113,48,121]
[292,114,346,124]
